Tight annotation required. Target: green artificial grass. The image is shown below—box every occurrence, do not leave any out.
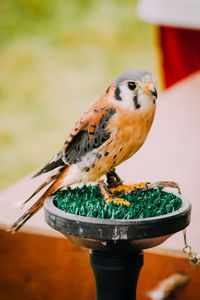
[54,185,182,219]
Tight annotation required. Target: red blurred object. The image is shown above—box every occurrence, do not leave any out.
[159,26,200,88]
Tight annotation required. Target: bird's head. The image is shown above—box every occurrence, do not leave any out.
[108,68,157,112]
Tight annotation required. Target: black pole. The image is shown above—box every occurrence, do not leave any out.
[90,250,144,300]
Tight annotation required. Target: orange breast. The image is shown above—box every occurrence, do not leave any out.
[87,106,156,181]
[111,107,156,164]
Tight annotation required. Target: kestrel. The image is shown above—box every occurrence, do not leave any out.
[9,68,157,232]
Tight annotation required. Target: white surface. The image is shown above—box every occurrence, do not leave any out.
[0,72,200,252]
[137,0,200,29]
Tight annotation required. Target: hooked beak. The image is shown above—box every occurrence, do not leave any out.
[144,83,158,99]
[149,87,157,99]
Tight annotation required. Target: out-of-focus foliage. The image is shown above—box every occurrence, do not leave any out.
[0,0,158,190]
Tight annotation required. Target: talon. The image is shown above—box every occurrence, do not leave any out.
[138,182,148,188]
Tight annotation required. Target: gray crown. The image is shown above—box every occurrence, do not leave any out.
[114,68,154,86]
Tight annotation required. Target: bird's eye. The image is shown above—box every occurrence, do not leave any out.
[128,81,137,91]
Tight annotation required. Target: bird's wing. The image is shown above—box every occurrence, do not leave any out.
[33,99,116,177]
[9,102,117,233]
[32,113,89,178]
[62,105,116,164]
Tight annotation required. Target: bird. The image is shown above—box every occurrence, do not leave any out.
[8,68,157,233]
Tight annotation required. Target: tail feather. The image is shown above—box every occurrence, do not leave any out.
[8,166,69,233]
[8,201,44,233]
[21,169,64,208]
[32,150,64,178]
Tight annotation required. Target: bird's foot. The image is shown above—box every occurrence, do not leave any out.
[97,180,130,207]
[109,182,148,194]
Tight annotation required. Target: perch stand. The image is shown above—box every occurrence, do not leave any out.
[44,185,191,300]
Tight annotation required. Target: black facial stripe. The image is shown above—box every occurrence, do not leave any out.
[114,87,122,101]
[133,94,140,110]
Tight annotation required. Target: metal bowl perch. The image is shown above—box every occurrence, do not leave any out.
[44,186,191,300]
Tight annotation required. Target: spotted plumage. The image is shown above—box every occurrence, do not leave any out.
[62,108,116,165]
[9,68,158,232]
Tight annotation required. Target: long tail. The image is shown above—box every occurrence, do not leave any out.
[20,172,60,208]
[8,166,69,233]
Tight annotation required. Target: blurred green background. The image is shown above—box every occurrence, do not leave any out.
[0,0,159,190]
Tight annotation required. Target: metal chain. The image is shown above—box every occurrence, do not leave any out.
[183,229,200,265]
[176,184,200,265]
[147,181,200,265]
